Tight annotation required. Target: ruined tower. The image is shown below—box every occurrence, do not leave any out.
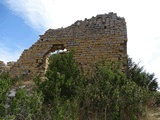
[9,12,127,79]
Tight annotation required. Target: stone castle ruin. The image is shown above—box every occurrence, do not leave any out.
[8,12,127,79]
[0,61,15,73]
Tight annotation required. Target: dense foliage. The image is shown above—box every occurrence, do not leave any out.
[0,72,16,118]
[35,51,83,102]
[0,51,158,120]
[127,57,158,91]
[33,51,158,119]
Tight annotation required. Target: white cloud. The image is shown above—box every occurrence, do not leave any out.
[5,0,55,32]
[3,0,160,81]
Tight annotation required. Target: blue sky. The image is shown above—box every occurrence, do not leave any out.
[0,1,39,62]
[0,0,160,83]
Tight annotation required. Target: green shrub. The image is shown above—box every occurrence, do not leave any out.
[34,51,156,120]
[0,72,16,118]
[127,57,158,91]
[34,50,84,102]
[7,88,44,120]
[154,91,160,107]
[78,61,150,120]
[34,51,82,119]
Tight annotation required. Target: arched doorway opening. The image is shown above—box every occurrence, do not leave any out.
[43,44,68,74]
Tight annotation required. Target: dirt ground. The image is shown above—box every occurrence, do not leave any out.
[144,107,160,120]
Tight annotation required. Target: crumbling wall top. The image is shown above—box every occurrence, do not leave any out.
[9,12,128,79]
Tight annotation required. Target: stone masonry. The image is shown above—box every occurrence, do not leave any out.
[9,12,128,79]
[0,61,6,73]
[0,61,15,73]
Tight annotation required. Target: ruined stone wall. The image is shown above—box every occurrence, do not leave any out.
[0,61,6,73]
[0,61,16,73]
[9,12,128,79]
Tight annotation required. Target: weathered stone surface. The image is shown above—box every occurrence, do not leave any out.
[0,61,5,73]
[7,62,16,67]
[0,61,16,73]
[0,61,5,66]
[9,12,128,79]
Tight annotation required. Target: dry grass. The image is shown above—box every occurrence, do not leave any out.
[142,108,160,120]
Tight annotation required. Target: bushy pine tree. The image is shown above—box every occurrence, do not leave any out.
[127,57,158,91]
